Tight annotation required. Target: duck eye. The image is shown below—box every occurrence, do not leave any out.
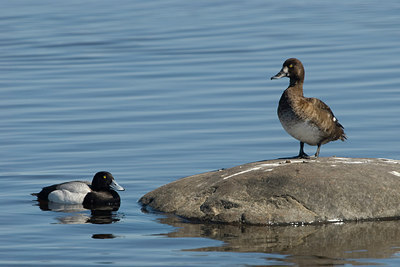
[289,64,293,68]
[103,175,107,179]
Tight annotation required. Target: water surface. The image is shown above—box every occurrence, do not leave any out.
[1,0,400,266]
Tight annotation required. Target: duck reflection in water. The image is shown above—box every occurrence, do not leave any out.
[35,197,123,224]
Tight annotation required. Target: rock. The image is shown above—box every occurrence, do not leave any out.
[139,157,400,225]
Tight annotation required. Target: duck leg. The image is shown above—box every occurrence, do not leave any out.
[298,142,310,159]
[314,143,322,158]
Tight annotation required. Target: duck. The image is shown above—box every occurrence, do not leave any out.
[270,58,346,158]
[34,171,125,207]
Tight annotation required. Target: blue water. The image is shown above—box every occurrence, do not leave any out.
[1,0,400,266]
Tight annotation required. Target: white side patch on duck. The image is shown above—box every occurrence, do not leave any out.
[48,182,91,204]
[48,190,89,204]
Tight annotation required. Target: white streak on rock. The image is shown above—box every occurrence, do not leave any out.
[389,171,400,177]
[222,160,302,180]
[258,163,281,167]
[379,158,400,164]
[223,167,262,180]
[333,157,351,161]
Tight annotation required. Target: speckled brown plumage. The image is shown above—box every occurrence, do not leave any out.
[271,58,346,158]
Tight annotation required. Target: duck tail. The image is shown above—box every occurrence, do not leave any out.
[335,121,347,141]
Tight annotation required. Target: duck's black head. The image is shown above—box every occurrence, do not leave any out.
[271,58,305,86]
[91,171,125,192]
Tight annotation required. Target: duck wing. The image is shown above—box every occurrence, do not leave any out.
[300,97,346,141]
[57,181,91,194]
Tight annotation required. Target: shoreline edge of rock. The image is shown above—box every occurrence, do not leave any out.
[140,157,400,226]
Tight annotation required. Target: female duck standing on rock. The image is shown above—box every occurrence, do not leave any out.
[271,58,346,158]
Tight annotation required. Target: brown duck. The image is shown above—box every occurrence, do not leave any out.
[271,58,346,158]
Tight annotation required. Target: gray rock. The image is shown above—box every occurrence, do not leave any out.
[139,157,400,225]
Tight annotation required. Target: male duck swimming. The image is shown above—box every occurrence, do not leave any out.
[34,171,125,207]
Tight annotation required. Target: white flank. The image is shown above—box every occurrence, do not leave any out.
[48,189,88,204]
[48,182,91,204]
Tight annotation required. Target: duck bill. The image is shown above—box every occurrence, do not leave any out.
[110,180,125,191]
[270,66,289,80]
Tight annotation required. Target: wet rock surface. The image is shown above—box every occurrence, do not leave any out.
[139,157,400,225]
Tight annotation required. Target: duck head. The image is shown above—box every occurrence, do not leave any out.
[91,171,125,192]
[271,58,305,86]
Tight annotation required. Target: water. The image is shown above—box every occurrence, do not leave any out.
[1,0,400,266]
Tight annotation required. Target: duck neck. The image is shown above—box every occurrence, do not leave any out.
[288,79,304,96]
[289,73,304,85]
